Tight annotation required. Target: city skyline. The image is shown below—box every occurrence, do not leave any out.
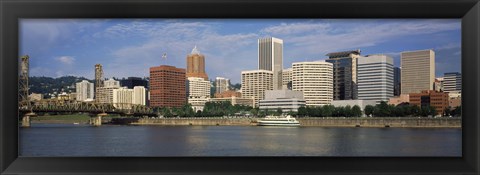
[20,19,461,83]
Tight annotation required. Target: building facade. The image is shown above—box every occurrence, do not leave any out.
[241,70,273,105]
[434,77,444,92]
[282,68,292,90]
[209,96,256,107]
[357,54,394,104]
[187,77,211,111]
[409,90,449,115]
[325,49,360,100]
[186,46,208,80]
[443,72,461,93]
[258,90,306,112]
[113,87,134,109]
[394,67,401,96]
[215,77,230,94]
[120,77,149,89]
[75,80,94,102]
[133,86,147,106]
[214,90,241,98]
[149,65,186,108]
[258,37,283,90]
[401,49,435,94]
[96,79,120,104]
[292,61,333,106]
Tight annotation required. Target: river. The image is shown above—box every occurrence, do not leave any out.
[19,124,461,157]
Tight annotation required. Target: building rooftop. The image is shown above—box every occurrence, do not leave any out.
[191,45,201,55]
[326,49,361,58]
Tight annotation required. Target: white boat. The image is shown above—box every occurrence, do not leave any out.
[257,115,300,126]
[73,122,80,125]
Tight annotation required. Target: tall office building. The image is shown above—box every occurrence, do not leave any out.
[258,37,283,90]
[325,49,360,100]
[292,61,333,106]
[75,80,94,101]
[443,72,461,93]
[113,87,134,109]
[215,77,230,94]
[357,54,394,104]
[401,49,435,94]
[186,46,208,80]
[120,77,149,89]
[241,70,273,104]
[133,86,147,106]
[149,65,186,108]
[96,79,120,104]
[94,64,104,102]
[282,68,293,90]
[187,77,211,111]
[394,67,401,96]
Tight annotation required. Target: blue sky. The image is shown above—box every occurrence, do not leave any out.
[20,19,461,84]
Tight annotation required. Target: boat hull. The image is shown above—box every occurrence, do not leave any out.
[257,122,300,126]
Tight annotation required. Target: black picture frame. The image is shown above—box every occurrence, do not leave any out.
[1,0,479,174]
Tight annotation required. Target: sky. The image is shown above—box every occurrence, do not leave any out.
[20,19,461,84]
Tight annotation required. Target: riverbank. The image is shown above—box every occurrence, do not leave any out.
[131,117,461,128]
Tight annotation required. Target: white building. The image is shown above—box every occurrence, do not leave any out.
[357,54,394,104]
[187,77,211,111]
[443,72,461,93]
[292,61,333,106]
[282,68,292,90]
[259,90,306,112]
[113,87,134,109]
[209,96,256,107]
[133,86,146,105]
[75,80,94,101]
[96,79,120,104]
[330,100,377,117]
[258,37,283,90]
[241,70,273,105]
[215,77,230,94]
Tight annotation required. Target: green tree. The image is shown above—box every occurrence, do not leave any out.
[352,105,362,117]
[276,108,283,116]
[297,106,307,117]
[444,107,451,116]
[322,105,335,117]
[344,105,353,117]
[410,105,421,116]
[364,105,375,117]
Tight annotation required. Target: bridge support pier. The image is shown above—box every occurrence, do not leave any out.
[92,112,107,126]
[22,112,36,127]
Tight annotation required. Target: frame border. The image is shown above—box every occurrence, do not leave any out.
[1,0,479,174]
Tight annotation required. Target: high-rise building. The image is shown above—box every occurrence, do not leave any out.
[241,70,273,105]
[325,49,360,100]
[401,49,435,94]
[96,79,120,104]
[357,54,394,104]
[120,77,149,89]
[133,86,147,106]
[186,46,208,80]
[282,68,292,90]
[149,65,186,108]
[94,64,104,102]
[258,37,283,90]
[187,77,211,111]
[215,77,230,94]
[113,87,134,109]
[443,72,461,93]
[394,67,401,96]
[75,80,94,101]
[292,61,333,106]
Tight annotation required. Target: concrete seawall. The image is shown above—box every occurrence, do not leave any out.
[131,117,461,128]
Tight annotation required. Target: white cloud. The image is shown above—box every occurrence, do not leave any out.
[55,56,75,65]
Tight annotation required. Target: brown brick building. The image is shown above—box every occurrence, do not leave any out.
[186,46,208,80]
[214,90,242,98]
[409,90,449,115]
[149,65,186,108]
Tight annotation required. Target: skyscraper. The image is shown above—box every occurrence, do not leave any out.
[215,77,230,94]
[325,49,361,100]
[149,65,186,108]
[443,72,461,93]
[94,64,104,102]
[258,37,283,90]
[241,70,273,105]
[292,61,333,106]
[76,80,94,101]
[186,46,208,80]
[401,49,435,94]
[357,54,394,104]
[120,77,149,89]
[282,68,292,90]
[187,77,211,111]
[394,67,401,96]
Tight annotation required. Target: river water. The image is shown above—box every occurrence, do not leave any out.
[19,124,461,157]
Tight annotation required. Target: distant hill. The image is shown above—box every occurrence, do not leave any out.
[29,76,91,98]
